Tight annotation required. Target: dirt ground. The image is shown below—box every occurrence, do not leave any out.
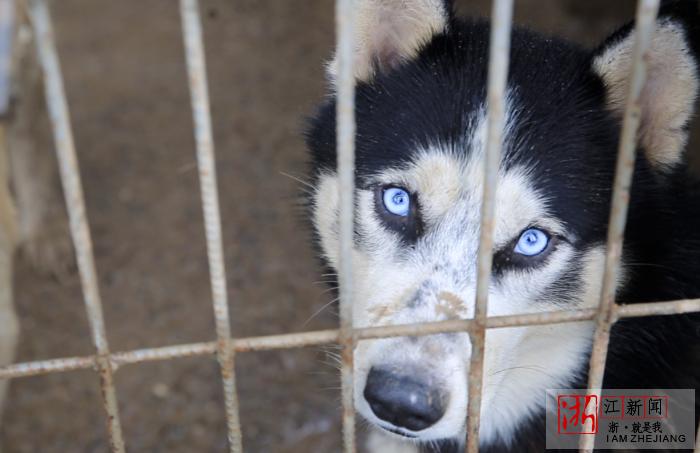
[1,1,697,452]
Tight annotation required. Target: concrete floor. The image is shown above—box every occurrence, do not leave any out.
[2,1,697,452]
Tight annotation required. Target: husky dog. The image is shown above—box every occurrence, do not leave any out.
[305,0,700,451]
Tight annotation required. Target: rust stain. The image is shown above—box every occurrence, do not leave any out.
[368,286,415,324]
[435,291,464,320]
[368,304,397,323]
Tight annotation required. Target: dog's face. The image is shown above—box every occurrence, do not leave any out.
[306,0,698,447]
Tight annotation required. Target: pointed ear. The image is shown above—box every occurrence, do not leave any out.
[327,0,452,83]
[592,1,700,171]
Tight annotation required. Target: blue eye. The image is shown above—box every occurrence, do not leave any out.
[382,187,411,217]
[514,228,549,256]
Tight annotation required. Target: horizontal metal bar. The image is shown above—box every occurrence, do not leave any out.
[234,329,340,352]
[112,342,217,368]
[613,298,700,319]
[358,309,597,341]
[0,355,96,377]
[1,299,697,380]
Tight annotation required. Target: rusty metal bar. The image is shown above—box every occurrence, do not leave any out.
[335,0,357,451]
[30,1,126,451]
[0,355,96,379]
[580,1,660,451]
[467,0,514,451]
[112,341,217,368]
[612,298,700,319]
[233,329,339,352]
[179,1,242,451]
[1,298,698,380]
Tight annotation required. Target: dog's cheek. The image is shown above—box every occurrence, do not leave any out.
[313,173,341,268]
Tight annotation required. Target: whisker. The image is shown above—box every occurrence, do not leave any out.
[303,297,340,327]
[317,286,340,296]
[488,365,558,381]
[280,171,315,190]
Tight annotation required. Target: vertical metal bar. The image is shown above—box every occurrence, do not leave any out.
[580,1,659,451]
[695,420,700,453]
[466,1,513,452]
[179,1,242,452]
[30,1,126,451]
[0,0,15,116]
[335,0,356,451]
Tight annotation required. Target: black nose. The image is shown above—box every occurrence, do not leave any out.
[363,367,447,432]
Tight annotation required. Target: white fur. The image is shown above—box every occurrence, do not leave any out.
[366,428,421,453]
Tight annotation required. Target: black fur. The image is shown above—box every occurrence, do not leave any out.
[304,1,700,451]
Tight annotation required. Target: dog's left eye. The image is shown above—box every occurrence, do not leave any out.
[514,228,549,256]
[382,187,411,217]
[374,185,422,243]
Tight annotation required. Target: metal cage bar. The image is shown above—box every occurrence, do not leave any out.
[580,0,660,450]
[2,297,698,378]
[0,308,698,447]
[335,0,357,451]
[0,0,696,452]
[179,1,243,451]
[466,0,514,451]
[0,0,14,117]
[29,0,126,451]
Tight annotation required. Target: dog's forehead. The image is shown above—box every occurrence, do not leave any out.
[309,22,621,247]
[370,148,564,243]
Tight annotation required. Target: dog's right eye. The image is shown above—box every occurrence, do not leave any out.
[514,228,549,256]
[382,187,411,216]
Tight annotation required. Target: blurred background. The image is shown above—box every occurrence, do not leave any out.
[2,0,698,452]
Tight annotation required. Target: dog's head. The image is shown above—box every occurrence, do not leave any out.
[306,0,699,446]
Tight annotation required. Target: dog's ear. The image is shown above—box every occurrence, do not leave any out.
[327,0,452,83]
[592,0,700,171]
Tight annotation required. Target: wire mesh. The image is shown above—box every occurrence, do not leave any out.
[1,299,698,375]
[0,0,696,452]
